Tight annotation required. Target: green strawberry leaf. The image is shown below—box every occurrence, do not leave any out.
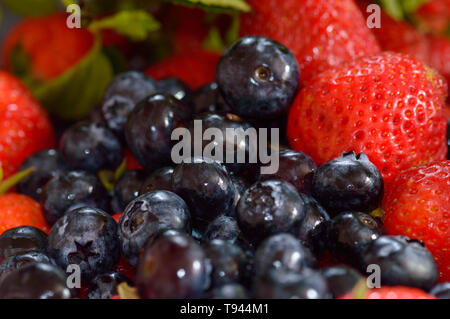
[203,27,226,52]
[1,0,59,17]
[166,0,251,12]
[32,37,114,120]
[89,10,160,41]
[378,0,429,21]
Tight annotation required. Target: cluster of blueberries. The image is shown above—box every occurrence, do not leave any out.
[0,36,448,299]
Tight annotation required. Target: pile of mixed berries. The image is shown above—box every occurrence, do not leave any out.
[0,0,448,300]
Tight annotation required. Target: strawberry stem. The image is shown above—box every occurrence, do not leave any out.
[0,167,35,195]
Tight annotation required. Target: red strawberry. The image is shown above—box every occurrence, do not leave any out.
[124,149,143,171]
[341,286,435,299]
[416,0,450,34]
[145,51,220,90]
[2,13,94,81]
[0,71,55,178]
[287,52,448,183]
[166,5,209,54]
[383,160,450,281]
[427,36,450,94]
[112,213,122,224]
[239,0,380,84]
[0,193,49,234]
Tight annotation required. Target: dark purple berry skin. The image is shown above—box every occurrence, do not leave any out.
[17,149,68,201]
[203,239,247,287]
[41,170,110,226]
[60,121,123,173]
[260,150,317,194]
[190,82,231,114]
[172,158,236,231]
[210,283,248,299]
[254,233,315,278]
[139,166,174,195]
[0,226,47,261]
[0,251,55,284]
[203,215,242,244]
[236,179,305,245]
[187,112,254,174]
[0,263,73,299]
[446,122,449,160]
[156,77,191,101]
[137,230,211,299]
[362,236,438,291]
[327,212,383,266]
[294,194,330,255]
[254,268,331,299]
[430,282,450,299]
[125,94,192,172]
[312,151,384,215]
[87,271,132,299]
[118,191,191,266]
[320,266,362,298]
[217,36,300,120]
[48,207,120,283]
[111,170,147,213]
[101,71,157,136]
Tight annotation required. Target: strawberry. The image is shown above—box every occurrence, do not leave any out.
[239,0,380,84]
[287,52,448,183]
[341,286,435,299]
[383,160,450,281]
[2,13,94,81]
[0,193,49,235]
[0,71,55,178]
[145,50,220,90]
[427,36,450,94]
[124,149,143,171]
[112,212,122,224]
[416,0,450,34]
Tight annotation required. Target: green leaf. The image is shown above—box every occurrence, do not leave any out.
[166,0,251,12]
[89,10,160,41]
[0,167,35,195]
[1,0,59,17]
[32,37,114,120]
[378,0,429,21]
[203,27,226,53]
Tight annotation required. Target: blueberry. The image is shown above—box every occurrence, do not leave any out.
[254,268,331,299]
[41,170,110,225]
[327,212,382,266]
[320,265,363,298]
[111,170,147,213]
[172,158,236,231]
[0,251,55,284]
[313,151,384,215]
[156,77,191,101]
[118,191,191,266]
[139,166,174,195]
[190,82,231,114]
[211,283,248,299]
[48,207,120,283]
[430,282,450,299]
[254,233,316,277]
[293,194,330,255]
[204,239,247,287]
[17,149,68,201]
[203,215,242,244]
[217,36,300,119]
[260,150,317,194]
[125,94,192,172]
[362,235,439,290]
[136,230,211,299]
[0,263,73,299]
[236,179,305,245]
[101,71,157,136]
[60,121,123,173]
[187,112,254,174]
[87,271,132,299]
[447,122,449,159]
[0,226,47,261]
